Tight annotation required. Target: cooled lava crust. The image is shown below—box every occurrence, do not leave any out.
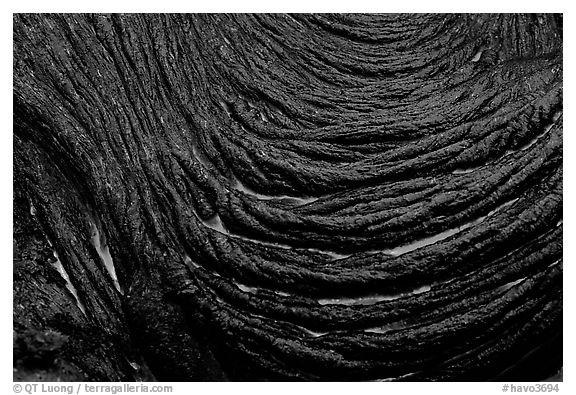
[13,14,562,381]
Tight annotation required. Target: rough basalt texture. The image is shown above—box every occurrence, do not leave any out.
[13,14,562,381]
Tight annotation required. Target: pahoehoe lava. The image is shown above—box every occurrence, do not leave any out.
[13,14,562,381]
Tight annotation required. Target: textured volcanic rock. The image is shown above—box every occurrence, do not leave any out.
[13,14,562,381]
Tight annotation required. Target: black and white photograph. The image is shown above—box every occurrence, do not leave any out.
[8,4,568,389]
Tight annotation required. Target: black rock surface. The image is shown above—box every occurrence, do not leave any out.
[13,13,562,381]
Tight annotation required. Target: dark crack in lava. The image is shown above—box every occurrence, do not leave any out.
[13,13,562,381]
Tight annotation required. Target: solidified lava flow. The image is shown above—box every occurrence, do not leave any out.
[13,14,562,381]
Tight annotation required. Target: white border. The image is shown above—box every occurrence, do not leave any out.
[3,4,571,392]
[3,1,570,13]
